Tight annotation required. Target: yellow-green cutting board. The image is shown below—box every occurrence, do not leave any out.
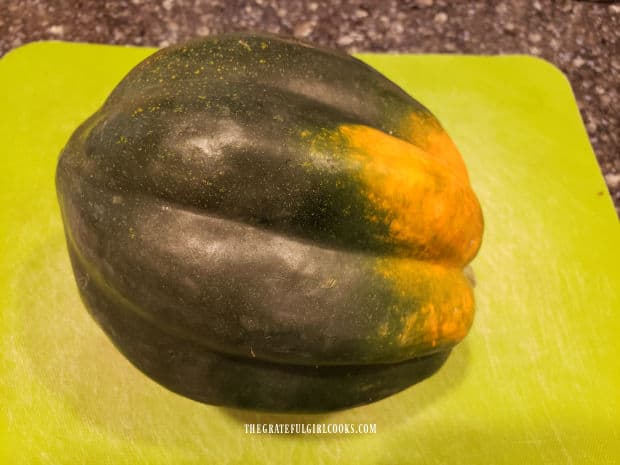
[1,42,619,465]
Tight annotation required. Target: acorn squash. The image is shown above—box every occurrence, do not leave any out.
[56,33,483,412]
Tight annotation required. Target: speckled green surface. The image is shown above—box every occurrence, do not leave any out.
[1,41,619,464]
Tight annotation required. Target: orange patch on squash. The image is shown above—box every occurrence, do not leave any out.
[401,112,469,181]
[338,124,483,266]
[376,258,475,351]
[303,119,481,354]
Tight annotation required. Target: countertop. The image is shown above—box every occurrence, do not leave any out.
[1,0,618,215]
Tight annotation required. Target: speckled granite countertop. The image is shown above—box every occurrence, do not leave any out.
[1,0,618,215]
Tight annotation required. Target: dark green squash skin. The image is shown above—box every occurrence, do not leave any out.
[69,243,448,412]
[56,33,471,412]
